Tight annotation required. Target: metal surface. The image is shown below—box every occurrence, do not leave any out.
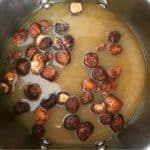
[0,0,150,149]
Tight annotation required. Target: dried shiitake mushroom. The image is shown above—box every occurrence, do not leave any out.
[25,83,42,100]
[57,91,70,105]
[3,69,17,84]
[31,53,44,74]
[104,95,122,113]
[90,102,107,114]
[76,121,94,141]
[82,79,97,92]
[83,52,98,68]
[12,29,28,45]
[69,1,84,15]
[0,82,10,94]
[35,107,48,125]
[63,114,80,130]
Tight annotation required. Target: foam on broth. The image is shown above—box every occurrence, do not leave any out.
[3,2,146,147]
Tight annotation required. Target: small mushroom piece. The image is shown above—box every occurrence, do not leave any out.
[41,66,57,81]
[91,66,107,81]
[39,19,53,32]
[96,43,106,52]
[16,58,30,76]
[98,80,117,94]
[57,92,69,105]
[109,31,121,43]
[32,124,45,138]
[55,22,69,34]
[104,95,122,113]
[99,113,114,125]
[12,29,28,45]
[80,92,94,104]
[69,1,83,15]
[63,114,80,130]
[8,50,23,61]
[0,82,10,94]
[83,52,98,68]
[61,34,74,52]
[35,107,48,125]
[14,101,30,115]
[65,96,79,113]
[107,66,121,79]
[90,102,107,114]
[76,121,94,141]
[30,22,41,37]
[110,114,124,132]
[108,44,123,56]
[55,50,71,65]
[39,37,53,50]
[25,83,42,100]
[31,53,44,74]
[52,38,63,51]
[26,45,37,59]
[3,69,17,84]
[44,51,54,62]
[40,94,57,109]
[82,79,97,92]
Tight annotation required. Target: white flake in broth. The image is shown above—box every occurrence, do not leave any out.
[21,73,61,111]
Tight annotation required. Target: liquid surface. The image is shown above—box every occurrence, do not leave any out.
[1,2,146,147]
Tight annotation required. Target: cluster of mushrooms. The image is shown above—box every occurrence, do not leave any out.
[0,1,125,142]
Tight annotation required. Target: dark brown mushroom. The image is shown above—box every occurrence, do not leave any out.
[91,66,107,81]
[108,44,123,56]
[35,107,48,125]
[76,121,94,141]
[65,96,79,113]
[41,66,58,81]
[25,83,42,100]
[16,58,30,76]
[30,22,41,37]
[55,22,69,34]
[14,101,30,115]
[104,95,122,113]
[8,50,23,61]
[110,114,124,132]
[39,37,53,50]
[44,51,54,62]
[82,79,97,92]
[26,45,37,59]
[39,19,53,32]
[83,52,98,68]
[98,80,117,94]
[40,94,57,109]
[32,124,45,138]
[80,92,94,104]
[55,50,71,65]
[12,29,28,45]
[61,34,74,52]
[99,113,114,125]
[107,66,121,79]
[63,114,80,130]
[109,31,121,43]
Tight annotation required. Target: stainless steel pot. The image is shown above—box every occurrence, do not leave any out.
[0,0,150,149]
